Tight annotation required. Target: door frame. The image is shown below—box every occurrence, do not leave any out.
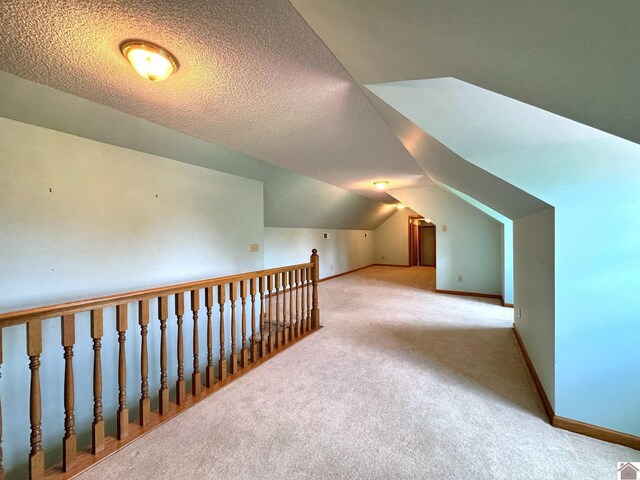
[419,224,437,267]
[408,215,422,266]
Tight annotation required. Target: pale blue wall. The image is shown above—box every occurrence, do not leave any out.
[0,118,266,477]
[368,77,640,436]
[372,208,417,266]
[514,209,555,407]
[390,186,502,295]
[0,71,393,230]
[436,183,514,305]
[483,139,640,433]
[264,227,375,279]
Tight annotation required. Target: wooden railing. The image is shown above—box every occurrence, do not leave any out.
[0,250,321,479]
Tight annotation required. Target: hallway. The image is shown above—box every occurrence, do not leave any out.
[80,266,637,479]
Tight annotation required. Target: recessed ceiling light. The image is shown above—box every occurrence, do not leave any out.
[121,40,179,82]
[396,204,405,209]
[373,181,389,190]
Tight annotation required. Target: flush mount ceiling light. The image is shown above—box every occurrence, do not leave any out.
[373,181,389,190]
[396,204,406,209]
[121,40,179,81]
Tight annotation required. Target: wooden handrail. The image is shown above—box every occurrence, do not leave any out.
[0,251,321,479]
[0,262,313,328]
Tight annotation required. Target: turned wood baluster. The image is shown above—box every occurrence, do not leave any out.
[240,280,249,368]
[300,269,306,335]
[249,278,258,362]
[258,276,267,357]
[275,273,281,350]
[205,287,215,387]
[306,266,312,332]
[302,268,307,333]
[116,305,129,440]
[229,283,238,374]
[311,249,320,329]
[175,292,186,405]
[218,285,227,381]
[90,310,105,453]
[295,269,301,338]
[0,329,3,480]
[158,296,170,415]
[139,300,151,427]
[27,320,44,480]
[289,270,295,341]
[281,272,288,345]
[61,315,76,471]
[267,274,274,353]
[191,290,201,396]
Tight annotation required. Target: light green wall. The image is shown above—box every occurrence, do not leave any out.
[514,209,555,406]
[264,227,375,279]
[0,117,264,310]
[437,183,514,304]
[372,209,417,266]
[390,186,502,295]
[0,117,267,477]
[0,70,393,230]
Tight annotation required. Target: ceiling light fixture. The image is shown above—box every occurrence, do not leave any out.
[121,40,179,82]
[396,204,406,209]
[373,181,389,190]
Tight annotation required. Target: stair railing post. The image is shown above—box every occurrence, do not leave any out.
[310,249,320,329]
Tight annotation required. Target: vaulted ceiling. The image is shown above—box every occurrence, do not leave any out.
[0,0,637,209]
[291,0,640,145]
[0,0,428,203]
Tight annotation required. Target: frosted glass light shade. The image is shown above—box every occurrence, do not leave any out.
[121,41,178,82]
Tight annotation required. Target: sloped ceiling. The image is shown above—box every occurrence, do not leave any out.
[363,86,549,220]
[366,77,639,208]
[0,70,396,230]
[291,0,640,145]
[0,0,428,202]
[290,0,638,218]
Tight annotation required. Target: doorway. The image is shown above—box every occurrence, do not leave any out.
[408,216,436,267]
[420,225,436,266]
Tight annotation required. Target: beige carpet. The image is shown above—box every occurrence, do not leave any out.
[80,266,639,479]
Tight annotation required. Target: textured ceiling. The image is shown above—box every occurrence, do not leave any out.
[0,0,427,201]
[291,0,640,146]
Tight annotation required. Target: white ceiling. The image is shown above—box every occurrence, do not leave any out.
[365,88,549,220]
[0,0,428,202]
[369,76,640,216]
[291,0,640,146]
[367,78,610,160]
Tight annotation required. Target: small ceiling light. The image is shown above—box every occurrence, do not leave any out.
[396,204,406,209]
[121,40,179,82]
[373,181,389,190]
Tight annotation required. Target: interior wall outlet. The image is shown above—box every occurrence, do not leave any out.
[517,307,522,319]
[442,225,448,231]
[323,232,331,239]
[250,243,260,253]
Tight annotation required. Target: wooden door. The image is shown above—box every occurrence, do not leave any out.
[420,226,436,266]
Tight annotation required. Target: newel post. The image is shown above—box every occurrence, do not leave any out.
[310,249,320,329]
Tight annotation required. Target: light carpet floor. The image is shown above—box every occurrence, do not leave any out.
[80,266,638,479]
